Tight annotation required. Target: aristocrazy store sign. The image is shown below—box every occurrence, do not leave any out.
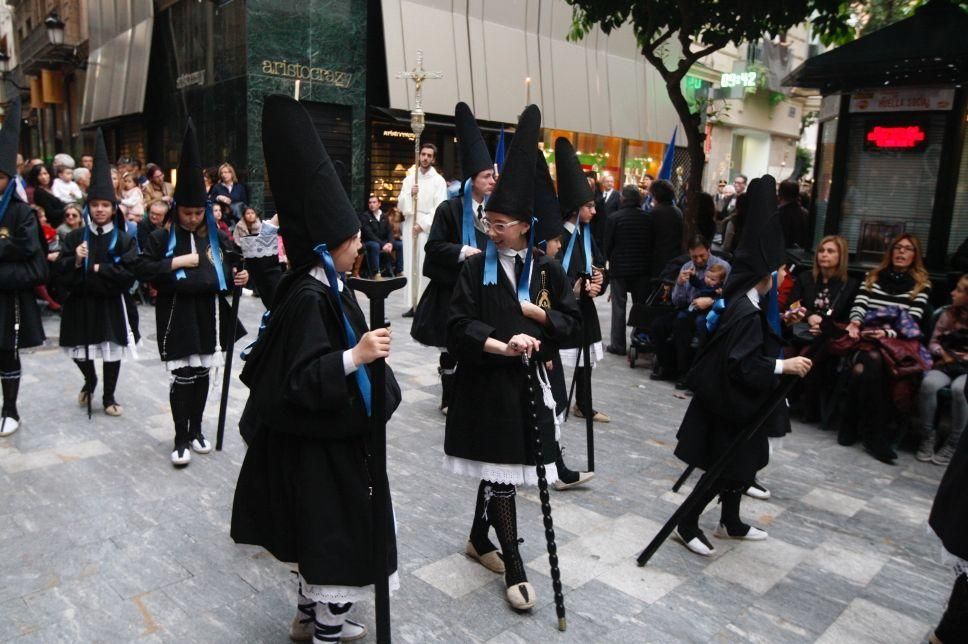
[260,60,354,89]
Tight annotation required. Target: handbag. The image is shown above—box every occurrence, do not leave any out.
[877,337,932,378]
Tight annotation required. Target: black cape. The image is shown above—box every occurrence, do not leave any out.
[231,272,401,586]
[55,225,141,349]
[0,199,47,350]
[674,294,784,482]
[141,225,245,361]
[411,196,489,348]
[930,428,968,560]
[445,253,581,465]
[556,224,606,347]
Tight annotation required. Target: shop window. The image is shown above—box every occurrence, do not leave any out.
[575,132,621,179]
[948,125,968,257]
[623,139,663,188]
[812,117,837,249]
[840,112,946,261]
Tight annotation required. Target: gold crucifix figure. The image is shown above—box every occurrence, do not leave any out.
[396,49,443,113]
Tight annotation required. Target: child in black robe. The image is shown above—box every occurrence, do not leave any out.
[56,130,141,417]
[0,97,46,437]
[231,95,401,644]
[672,176,812,557]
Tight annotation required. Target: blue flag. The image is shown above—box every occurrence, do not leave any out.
[657,126,678,181]
[494,126,506,174]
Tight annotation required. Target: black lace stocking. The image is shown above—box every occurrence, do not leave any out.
[469,479,498,555]
[486,482,526,587]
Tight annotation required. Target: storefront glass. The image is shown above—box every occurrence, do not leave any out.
[949,125,968,256]
[812,117,837,249]
[575,132,622,178]
[623,139,664,187]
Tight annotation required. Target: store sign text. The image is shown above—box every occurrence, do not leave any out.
[260,60,354,89]
[176,70,205,89]
[850,88,955,113]
[382,129,416,140]
[721,71,758,89]
[865,124,927,150]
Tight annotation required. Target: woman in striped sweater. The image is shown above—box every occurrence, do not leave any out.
[841,233,931,463]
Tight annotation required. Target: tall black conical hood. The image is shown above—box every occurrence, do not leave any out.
[485,104,540,222]
[455,102,492,181]
[724,174,787,298]
[554,137,594,215]
[0,96,20,178]
[534,152,563,243]
[87,129,115,203]
[262,94,360,268]
[173,118,208,207]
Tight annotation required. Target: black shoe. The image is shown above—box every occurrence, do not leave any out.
[934,573,968,643]
[402,308,414,318]
[605,345,627,356]
[650,368,676,382]
[864,440,897,465]
[675,380,690,391]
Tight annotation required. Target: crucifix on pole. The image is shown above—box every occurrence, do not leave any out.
[396,50,442,310]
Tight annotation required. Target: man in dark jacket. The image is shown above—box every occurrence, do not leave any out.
[648,179,684,278]
[776,179,809,249]
[603,185,652,355]
[359,195,401,277]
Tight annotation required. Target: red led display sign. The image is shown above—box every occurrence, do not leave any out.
[864,123,927,151]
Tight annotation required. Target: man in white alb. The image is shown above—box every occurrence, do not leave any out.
[397,142,448,316]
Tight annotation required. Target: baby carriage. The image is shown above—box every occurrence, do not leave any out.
[626,279,676,368]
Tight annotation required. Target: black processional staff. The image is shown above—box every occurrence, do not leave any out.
[347,274,406,644]
[521,352,567,632]
[563,270,595,472]
[638,314,837,567]
[216,250,245,451]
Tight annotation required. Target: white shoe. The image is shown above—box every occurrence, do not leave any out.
[553,471,595,490]
[170,445,191,466]
[191,435,212,454]
[0,416,19,437]
[506,582,536,610]
[673,528,716,556]
[340,619,367,642]
[744,481,771,500]
[713,523,768,541]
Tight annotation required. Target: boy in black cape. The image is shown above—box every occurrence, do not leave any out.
[0,97,46,437]
[55,129,141,417]
[140,119,249,466]
[672,175,812,557]
[231,94,401,644]
[554,137,610,423]
[443,104,582,611]
[411,101,494,414]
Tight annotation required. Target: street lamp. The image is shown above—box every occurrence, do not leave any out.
[44,12,66,47]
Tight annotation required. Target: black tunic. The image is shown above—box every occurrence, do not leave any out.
[0,200,47,350]
[674,295,783,482]
[556,225,606,347]
[231,272,402,586]
[141,225,245,362]
[411,196,489,348]
[930,427,968,561]
[55,225,141,349]
[445,253,582,466]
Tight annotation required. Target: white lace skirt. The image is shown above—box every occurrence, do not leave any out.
[561,342,604,369]
[299,572,401,604]
[442,455,559,487]
[64,341,137,362]
[164,353,223,371]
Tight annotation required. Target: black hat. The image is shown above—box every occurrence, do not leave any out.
[724,174,787,298]
[173,118,208,208]
[485,104,540,222]
[554,137,594,215]
[86,129,115,203]
[0,96,20,179]
[534,151,563,243]
[262,94,359,268]
[455,102,492,182]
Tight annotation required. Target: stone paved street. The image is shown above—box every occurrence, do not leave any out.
[0,290,956,643]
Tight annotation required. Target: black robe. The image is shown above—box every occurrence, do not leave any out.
[231,272,401,586]
[556,224,606,348]
[674,294,784,482]
[0,199,47,350]
[445,253,582,466]
[411,196,489,348]
[55,225,141,350]
[929,428,968,560]
[141,225,245,362]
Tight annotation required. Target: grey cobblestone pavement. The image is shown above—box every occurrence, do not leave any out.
[0,291,954,642]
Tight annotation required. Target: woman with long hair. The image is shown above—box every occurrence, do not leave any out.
[784,235,859,425]
[28,163,65,228]
[210,162,248,226]
[842,233,932,463]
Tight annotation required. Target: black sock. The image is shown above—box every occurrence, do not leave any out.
[190,367,210,439]
[555,442,579,483]
[170,368,195,450]
[74,359,97,394]
[676,479,720,540]
[0,350,20,419]
[102,361,120,406]
[575,366,593,415]
[487,483,526,587]
[469,480,498,555]
[718,482,749,534]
